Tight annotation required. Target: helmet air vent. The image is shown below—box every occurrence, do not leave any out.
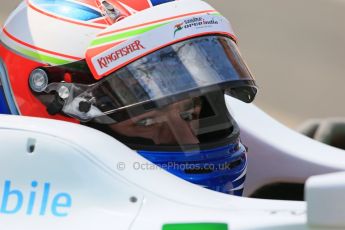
[101,1,122,21]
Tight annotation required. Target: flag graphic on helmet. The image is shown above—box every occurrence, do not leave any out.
[174,23,184,36]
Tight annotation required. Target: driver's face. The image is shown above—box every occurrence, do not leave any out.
[110,98,201,145]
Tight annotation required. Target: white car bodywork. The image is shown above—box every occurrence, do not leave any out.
[227,97,345,196]
[0,95,344,229]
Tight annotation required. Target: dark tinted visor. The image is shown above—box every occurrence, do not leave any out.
[86,90,240,150]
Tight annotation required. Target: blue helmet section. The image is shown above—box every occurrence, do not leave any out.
[150,0,175,6]
[0,86,11,114]
[31,0,103,21]
[0,59,19,115]
[138,142,247,196]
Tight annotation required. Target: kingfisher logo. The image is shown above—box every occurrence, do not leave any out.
[0,180,72,217]
[174,17,220,37]
[97,40,145,69]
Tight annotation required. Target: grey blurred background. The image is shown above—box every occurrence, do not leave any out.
[1,0,345,128]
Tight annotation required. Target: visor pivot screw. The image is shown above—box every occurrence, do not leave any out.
[79,101,91,113]
[29,69,48,92]
[58,86,70,99]
[47,94,65,115]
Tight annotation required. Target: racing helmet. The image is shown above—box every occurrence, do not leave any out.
[0,0,257,195]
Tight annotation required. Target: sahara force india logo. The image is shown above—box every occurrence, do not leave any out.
[174,17,220,36]
[97,40,145,69]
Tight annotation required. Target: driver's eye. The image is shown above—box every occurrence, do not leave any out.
[135,118,156,127]
[180,110,194,121]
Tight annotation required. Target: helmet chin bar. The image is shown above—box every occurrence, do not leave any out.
[44,82,104,121]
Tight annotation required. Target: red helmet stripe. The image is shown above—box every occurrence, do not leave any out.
[2,28,82,61]
[117,0,151,11]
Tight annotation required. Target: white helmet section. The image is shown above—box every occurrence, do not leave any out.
[0,1,103,65]
[0,0,227,68]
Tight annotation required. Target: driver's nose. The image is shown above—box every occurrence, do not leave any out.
[165,112,199,145]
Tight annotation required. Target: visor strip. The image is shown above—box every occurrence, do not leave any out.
[90,11,221,48]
